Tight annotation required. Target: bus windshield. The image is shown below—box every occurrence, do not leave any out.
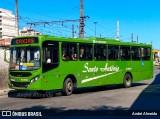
[10,47,40,70]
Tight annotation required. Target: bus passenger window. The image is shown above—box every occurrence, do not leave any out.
[131,47,141,60]
[62,47,69,60]
[108,45,119,60]
[120,46,131,61]
[71,46,77,61]
[86,46,92,60]
[79,44,93,60]
[62,43,77,61]
[142,47,150,60]
[94,44,107,60]
[80,47,84,58]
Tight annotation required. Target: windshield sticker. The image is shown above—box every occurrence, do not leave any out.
[20,66,27,70]
[23,63,34,67]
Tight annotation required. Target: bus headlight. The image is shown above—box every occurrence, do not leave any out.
[30,75,40,84]
[9,78,15,82]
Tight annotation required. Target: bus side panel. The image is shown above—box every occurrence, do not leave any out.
[41,70,63,90]
[131,61,152,82]
[103,61,121,85]
[79,61,120,87]
[75,61,99,88]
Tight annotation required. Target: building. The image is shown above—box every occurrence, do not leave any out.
[0,39,11,47]
[0,8,16,40]
[19,27,42,36]
[153,49,160,65]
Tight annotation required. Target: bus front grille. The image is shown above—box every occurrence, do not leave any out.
[10,72,32,77]
[11,81,30,88]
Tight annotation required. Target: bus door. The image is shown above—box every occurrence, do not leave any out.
[42,40,60,89]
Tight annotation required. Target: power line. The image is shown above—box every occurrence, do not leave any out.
[16,0,90,38]
[26,19,79,37]
[26,19,80,26]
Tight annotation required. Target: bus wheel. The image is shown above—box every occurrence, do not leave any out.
[123,73,132,88]
[63,78,73,96]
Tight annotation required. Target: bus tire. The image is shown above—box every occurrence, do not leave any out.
[123,73,132,88]
[63,78,73,96]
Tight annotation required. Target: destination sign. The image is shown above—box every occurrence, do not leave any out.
[11,37,38,45]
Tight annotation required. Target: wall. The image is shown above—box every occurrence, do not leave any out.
[0,48,9,89]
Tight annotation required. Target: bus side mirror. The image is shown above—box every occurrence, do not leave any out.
[4,48,10,63]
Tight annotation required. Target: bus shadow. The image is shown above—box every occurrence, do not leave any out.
[73,83,148,95]
[20,105,129,116]
[130,73,160,110]
[8,82,148,99]
[8,90,62,99]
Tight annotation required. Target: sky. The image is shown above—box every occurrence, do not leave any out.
[0,0,160,49]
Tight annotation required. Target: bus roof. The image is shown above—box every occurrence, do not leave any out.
[39,35,151,47]
[12,35,152,47]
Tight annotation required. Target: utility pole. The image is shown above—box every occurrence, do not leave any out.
[136,35,138,43]
[116,20,120,40]
[27,0,89,38]
[131,33,133,42]
[100,34,102,38]
[79,0,84,38]
[93,22,98,37]
[15,0,19,36]
[72,24,74,38]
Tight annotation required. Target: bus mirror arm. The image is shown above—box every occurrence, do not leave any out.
[4,48,10,63]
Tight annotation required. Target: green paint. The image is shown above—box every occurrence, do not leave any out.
[8,35,153,91]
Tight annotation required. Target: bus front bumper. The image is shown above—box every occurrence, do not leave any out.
[8,78,42,90]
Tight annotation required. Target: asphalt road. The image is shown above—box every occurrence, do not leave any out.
[0,66,160,116]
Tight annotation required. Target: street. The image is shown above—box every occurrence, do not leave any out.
[0,66,160,116]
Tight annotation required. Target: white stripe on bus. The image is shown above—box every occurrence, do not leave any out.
[81,71,121,83]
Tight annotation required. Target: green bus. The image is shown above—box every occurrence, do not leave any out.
[6,35,153,96]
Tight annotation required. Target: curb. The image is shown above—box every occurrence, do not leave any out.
[0,89,12,96]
